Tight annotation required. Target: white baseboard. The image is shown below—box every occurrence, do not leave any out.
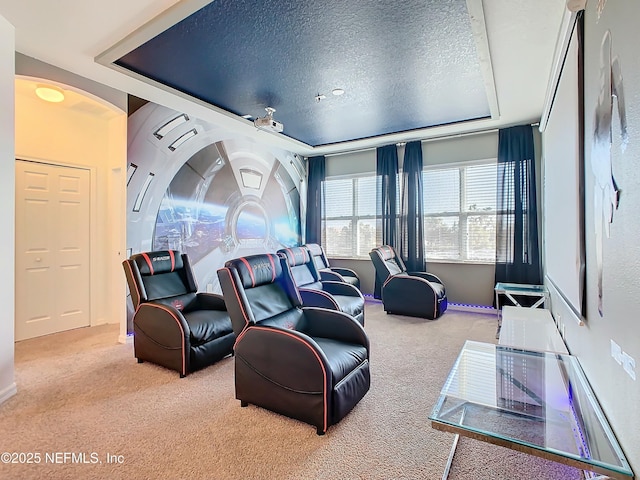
[118,333,133,345]
[0,382,17,405]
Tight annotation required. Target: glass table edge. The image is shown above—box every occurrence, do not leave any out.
[428,413,634,478]
[494,282,549,294]
[428,341,634,478]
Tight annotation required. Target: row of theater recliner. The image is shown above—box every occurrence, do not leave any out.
[122,244,369,435]
[122,243,447,434]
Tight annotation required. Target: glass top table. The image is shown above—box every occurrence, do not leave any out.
[429,341,633,479]
[494,282,548,294]
[494,282,549,308]
[494,283,551,339]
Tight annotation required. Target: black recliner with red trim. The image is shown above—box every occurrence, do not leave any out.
[277,246,365,326]
[122,250,234,377]
[369,245,447,320]
[217,253,370,435]
[304,243,361,290]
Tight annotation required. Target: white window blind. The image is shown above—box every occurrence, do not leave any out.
[423,162,497,262]
[321,160,496,262]
[323,175,378,258]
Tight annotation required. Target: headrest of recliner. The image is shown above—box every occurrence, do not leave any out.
[226,254,281,288]
[132,250,183,276]
[278,247,310,267]
[376,245,397,261]
[304,243,323,257]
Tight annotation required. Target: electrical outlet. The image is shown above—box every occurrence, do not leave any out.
[611,339,623,364]
[610,340,636,380]
[622,352,636,381]
[206,283,214,293]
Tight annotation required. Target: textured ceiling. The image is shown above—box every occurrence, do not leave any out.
[112,0,492,147]
[0,0,568,155]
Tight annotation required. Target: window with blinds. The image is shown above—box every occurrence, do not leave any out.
[423,162,497,262]
[322,175,379,258]
[321,160,496,261]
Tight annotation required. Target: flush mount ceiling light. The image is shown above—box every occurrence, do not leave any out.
[332,88,345,96]
[35,84,65,103]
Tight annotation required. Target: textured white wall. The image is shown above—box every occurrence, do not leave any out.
[0,14,16,404]
[547,0,640,472]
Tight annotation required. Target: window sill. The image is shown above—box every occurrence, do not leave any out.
[427,259,496,266]
[328,256,495,266]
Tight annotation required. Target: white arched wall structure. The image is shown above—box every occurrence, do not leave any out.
[126,103,305,311]
[14,75,128,342]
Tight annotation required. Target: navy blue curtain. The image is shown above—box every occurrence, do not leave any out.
[376,144,399,247]
[400,141,425,272]
[495,125,542,286]
[305,155,325,245]
[374,144,399,298]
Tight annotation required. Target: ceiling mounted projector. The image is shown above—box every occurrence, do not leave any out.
[254,107,283,133]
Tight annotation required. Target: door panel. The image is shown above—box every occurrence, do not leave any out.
[15,160,91,341]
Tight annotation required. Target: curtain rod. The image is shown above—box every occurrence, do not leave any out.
[324,122,539,159]
[324,128,499,158]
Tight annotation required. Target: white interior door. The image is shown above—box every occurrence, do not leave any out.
[15,160,91,341]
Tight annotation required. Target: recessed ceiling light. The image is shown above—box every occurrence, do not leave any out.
[332,88,345,96]
[35,84,65,103]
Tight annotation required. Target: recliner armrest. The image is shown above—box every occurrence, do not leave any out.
[134,303,191,346]
[235,324,333,388]
[195,292,227,310]
[330,267,359,278]
[302,307,369,349]
[299,288,341,310]
[320,281,363,298]
[319,270,345,283]
[383,274,438,297]
[408,271,443,284]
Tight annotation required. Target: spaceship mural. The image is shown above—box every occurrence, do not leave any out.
[125,102,304,331]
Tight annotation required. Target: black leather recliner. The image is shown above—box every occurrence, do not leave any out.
[278,246,365,326]
[304,243,361,290]
[217,253,370,435]
[369,245,447,320]
[122,250,235,377]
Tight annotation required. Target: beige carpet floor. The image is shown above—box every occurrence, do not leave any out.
[0,301,583,480]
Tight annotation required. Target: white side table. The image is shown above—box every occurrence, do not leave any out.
[498,306,568,354]
[494,282,549,338]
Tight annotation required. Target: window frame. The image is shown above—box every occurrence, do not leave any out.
[422,159,497,264]
[322,173,379,259]
[320,159,497,263]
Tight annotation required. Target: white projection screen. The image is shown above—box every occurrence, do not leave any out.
[541,16,585,318]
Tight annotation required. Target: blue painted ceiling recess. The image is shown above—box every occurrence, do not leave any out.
[114,0,491,148]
